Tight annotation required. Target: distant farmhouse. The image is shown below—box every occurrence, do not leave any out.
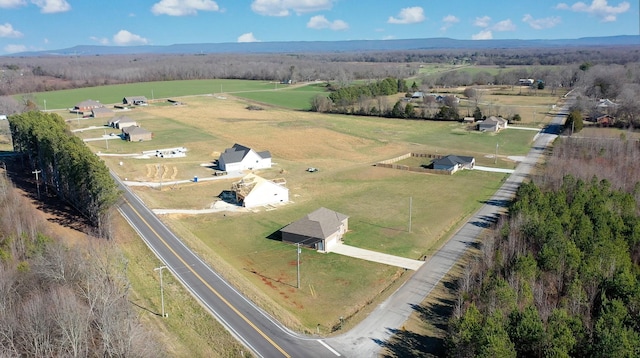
[478,116,508,132]
[231,173,288,208]
[108,115,137,129]
[280,207,348,253]
[122,126,152,142]
[431,155,475,174]
[218,143,272,172]
[72,99,103,114]
[123,96,148,106]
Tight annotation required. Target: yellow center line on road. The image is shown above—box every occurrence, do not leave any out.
[124,198,291,358]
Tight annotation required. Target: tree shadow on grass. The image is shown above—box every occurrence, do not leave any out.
[380,280,457,357]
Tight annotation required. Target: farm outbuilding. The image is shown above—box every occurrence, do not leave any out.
[218,143,271,172]
[280,207,348,253]
[122,126,152,142]
[231,173,288,208]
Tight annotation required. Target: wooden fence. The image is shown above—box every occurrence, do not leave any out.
[374,153,452,175]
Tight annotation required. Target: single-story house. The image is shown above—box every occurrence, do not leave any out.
[122,126,152,142]
[123,96,148,106]
[478,116,508,132]
[462,117,475,124]
[431,155,475,173]
[72,99,103,114]
[218,143,272,172]
[91,107,114,118]
[231,173,288,208]
[411,91,424,99]
[280,207,349,253]
[108,115,137,129]
[596,99,618,110]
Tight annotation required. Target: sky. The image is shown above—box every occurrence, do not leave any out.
[0,0,638,55]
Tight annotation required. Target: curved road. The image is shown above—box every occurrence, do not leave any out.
[114,100,568,357]
[116,180,341,357]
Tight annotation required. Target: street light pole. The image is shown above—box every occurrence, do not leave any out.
[296,243,301,289]
[154,266,168,318]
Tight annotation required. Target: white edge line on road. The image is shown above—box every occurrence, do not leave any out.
[318,340,341,356]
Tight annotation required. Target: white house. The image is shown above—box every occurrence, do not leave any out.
[231,173,288,208]
[218,143,271,172]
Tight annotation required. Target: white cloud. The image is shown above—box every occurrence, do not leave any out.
[0,23,23,38]
[112,30,148,45]
[31,0,70,13]
[251,0,334,17]
[0,0,26,8]
[4,44,27,53]
[90,36,110,45]
[522,14,562,29]
[237,32,260,42]
[556,0,630,22]
[440,15,459,31]
[151,0,219,16]
[472,30,493,40]
[492,19,516,31]
[307,15,348,30]
[474,16,491,27]
[388,6,425,24]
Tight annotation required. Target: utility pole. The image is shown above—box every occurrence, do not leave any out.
[495,142,499,164]
[32,169,41,199]
[104,130,109,150]
[408,196,412,233]
[43,99,46,111]
[297,243,301,289]
[154,266,168,318]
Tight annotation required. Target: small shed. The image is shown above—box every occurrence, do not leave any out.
[280,207,349,253]
[122,126,152,142]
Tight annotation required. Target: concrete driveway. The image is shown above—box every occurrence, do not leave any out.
[330,243,424,270]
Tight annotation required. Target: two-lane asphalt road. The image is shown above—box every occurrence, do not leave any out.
[116,179,342,358]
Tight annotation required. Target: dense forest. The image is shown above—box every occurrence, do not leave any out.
[0,174,161,357]
[445,137,640,357]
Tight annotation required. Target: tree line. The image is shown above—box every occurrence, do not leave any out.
[0,174,160,357]
[445,136,640,357]
[8,111,119,236]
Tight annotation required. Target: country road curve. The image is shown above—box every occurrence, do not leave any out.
[115,177,342,358]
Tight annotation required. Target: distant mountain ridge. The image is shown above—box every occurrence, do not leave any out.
[8,35,640,57]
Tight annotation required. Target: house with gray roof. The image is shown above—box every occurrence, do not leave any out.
[72,99,103,114]
[280,207,348,253]
[477,116,507,132]
[431,155,475,173]
[217,143,271,172]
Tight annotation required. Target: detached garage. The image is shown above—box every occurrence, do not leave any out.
[280,207,348,253]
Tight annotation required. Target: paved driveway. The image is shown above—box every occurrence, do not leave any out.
[331,243,424,270]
